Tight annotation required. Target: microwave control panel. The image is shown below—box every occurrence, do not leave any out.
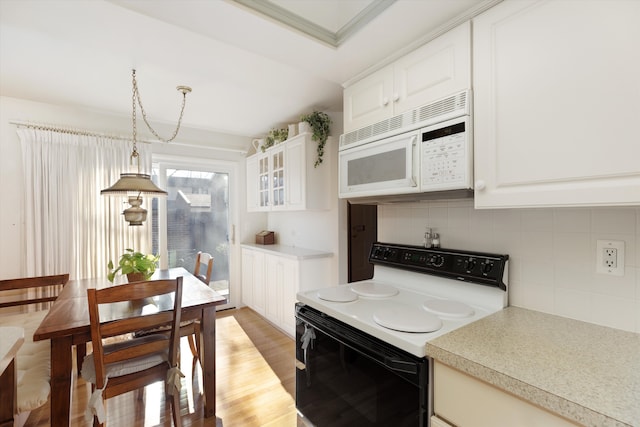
[420,117,472,191]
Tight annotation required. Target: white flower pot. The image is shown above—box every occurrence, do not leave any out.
[298,121,310,134]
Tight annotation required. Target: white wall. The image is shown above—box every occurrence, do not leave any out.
[264,111,345,284]
[0,96,252,281]
[379,200,640,333]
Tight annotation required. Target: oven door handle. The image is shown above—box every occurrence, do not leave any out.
[385,357,418,375]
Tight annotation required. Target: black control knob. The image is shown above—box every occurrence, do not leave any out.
[464,258,476,272]
[430,255,445,267]
[482,262,494,275]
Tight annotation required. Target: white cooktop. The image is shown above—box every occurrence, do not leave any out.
[297,265,508,358]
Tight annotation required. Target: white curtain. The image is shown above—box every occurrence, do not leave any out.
[18,128,153,280]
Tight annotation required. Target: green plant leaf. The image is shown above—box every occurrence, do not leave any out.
[300,111,331,167]
[107,249,159,282]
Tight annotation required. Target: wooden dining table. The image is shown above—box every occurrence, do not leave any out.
[32,267,227,427]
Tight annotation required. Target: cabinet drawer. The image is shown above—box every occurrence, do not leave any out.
[434,362,580,427]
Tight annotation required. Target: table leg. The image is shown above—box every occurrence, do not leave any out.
[49,335,73,427]
[201,307,216,418]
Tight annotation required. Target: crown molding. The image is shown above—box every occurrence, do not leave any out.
[231,0,396,48]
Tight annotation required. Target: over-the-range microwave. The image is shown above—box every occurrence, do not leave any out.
[338,90,473,203]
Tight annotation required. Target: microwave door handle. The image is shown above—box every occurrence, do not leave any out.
[411,135,418,186]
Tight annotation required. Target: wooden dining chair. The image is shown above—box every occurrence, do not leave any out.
[194,251,214,285]
[81,277,184,427]
[134,252,213,371]
[0,274,71,421]
[187,252,214,365]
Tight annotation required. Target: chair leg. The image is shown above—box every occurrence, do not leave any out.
[187,334,199,362]
[93,396,105,427]
[193,321,202,360]
[89,384,105,427]
[171,389,182,427]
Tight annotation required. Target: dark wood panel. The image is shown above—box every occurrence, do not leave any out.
[348,203,377,282]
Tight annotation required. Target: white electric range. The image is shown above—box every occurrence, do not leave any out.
[295,242,509,427]
[297,242,509,358]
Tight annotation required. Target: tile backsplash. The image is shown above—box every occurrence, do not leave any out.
[378,200,640,333]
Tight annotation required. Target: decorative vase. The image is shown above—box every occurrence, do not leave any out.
[126,272,145,283]
[288,124,298,138]
[252,138,264,152]
[298,121,310,134]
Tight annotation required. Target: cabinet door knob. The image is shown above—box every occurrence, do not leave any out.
[474,180,486,191]
[393,93,399,102]
[382,97,389,106]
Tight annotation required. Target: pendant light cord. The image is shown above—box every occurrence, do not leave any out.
[131,70,140,171]
[131,69,191,146]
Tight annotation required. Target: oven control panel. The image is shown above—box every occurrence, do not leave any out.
[370,242,508,290]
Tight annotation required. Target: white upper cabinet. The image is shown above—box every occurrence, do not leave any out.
[473,0,640,208]
[343,21,471,134]
[246,132,330,212]
[343,65,394,133]
[247,146,285,212]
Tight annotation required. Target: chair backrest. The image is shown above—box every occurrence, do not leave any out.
[194,252,214,284]
[86,277,183,390]
[0,274,70,311]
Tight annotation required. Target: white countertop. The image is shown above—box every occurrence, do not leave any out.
[0,326,24,374]
[241,243,333,260]
[426,307,640,427]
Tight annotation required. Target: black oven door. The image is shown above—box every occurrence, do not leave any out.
[295,303,428,427]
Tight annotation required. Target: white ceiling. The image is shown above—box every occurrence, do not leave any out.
[0,0,497,143]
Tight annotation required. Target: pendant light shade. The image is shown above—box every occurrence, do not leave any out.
[100,173,168,196]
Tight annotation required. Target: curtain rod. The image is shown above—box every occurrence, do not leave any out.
[9,120,151,144]
[10,120,249,154]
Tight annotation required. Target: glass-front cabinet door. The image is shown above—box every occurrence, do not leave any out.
[258,155,270,210]
[270,147,286,210]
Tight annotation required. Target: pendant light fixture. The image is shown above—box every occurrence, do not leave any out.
[101,69,191,226]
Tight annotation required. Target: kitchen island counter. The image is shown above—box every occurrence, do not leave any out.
[426,306,640,427]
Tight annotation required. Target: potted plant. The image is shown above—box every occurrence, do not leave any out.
[300,111,331,167]
[262,128,289,152]
[107,248,160,283]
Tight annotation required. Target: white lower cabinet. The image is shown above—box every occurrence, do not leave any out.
[241,246,332,337]
[433,362,581,427]
[241,248,265,316]
[264,253,297,334]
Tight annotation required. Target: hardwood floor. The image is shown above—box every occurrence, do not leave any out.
[24,307,299,426]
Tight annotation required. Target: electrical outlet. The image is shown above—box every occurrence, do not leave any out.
[603,248,617,268]
[596,240,624,276]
